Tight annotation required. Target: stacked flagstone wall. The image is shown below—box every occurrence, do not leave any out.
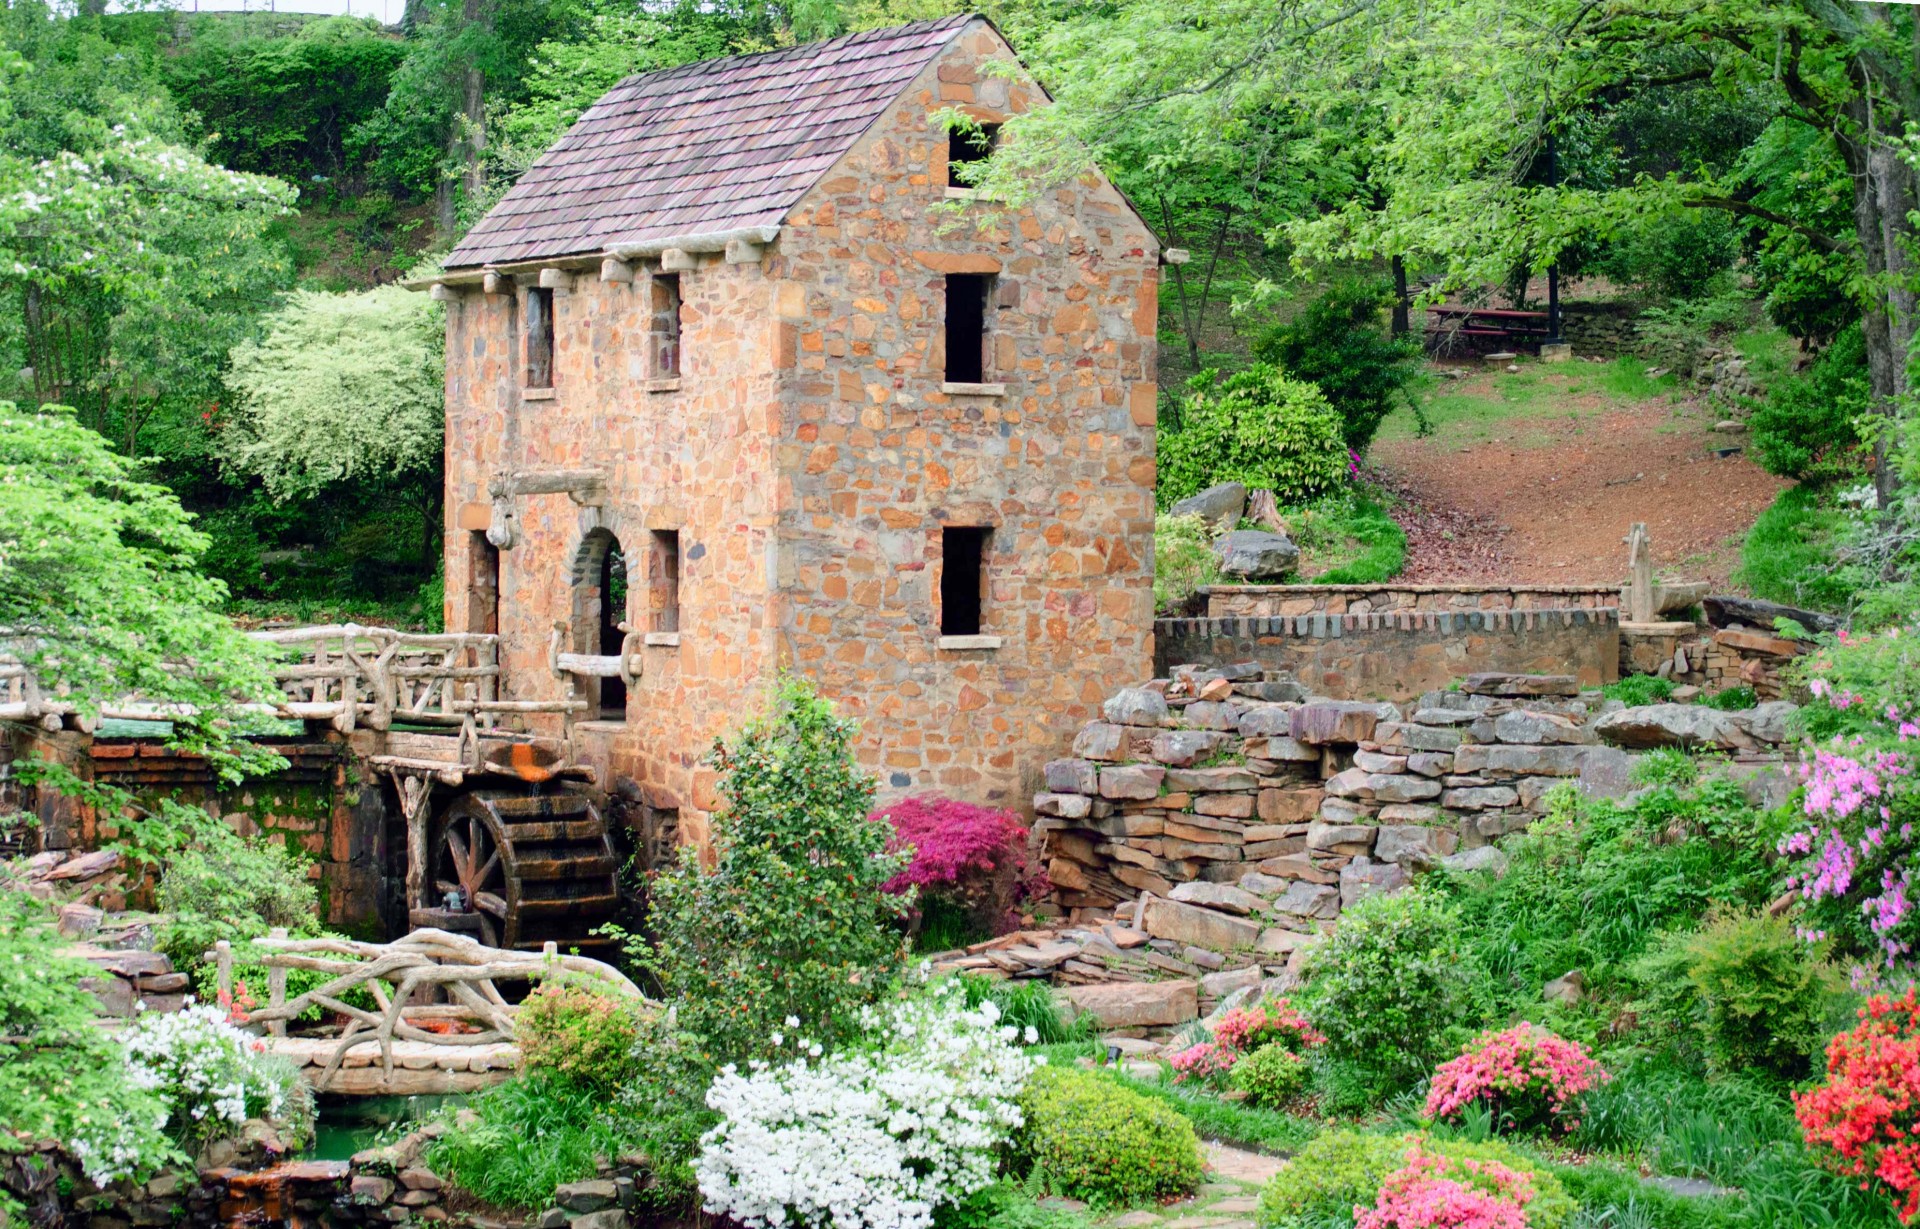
[1036,665,1800,953]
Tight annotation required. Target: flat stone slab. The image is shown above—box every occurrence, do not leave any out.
[1205,1141,1286,1184]
[265,1037,521,1095]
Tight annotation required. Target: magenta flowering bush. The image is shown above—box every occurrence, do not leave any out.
[1211,1000,1324,1055]
[1354,1146,1542,1229]
[1424,1024,1607,1135]
[1783,624,1920,973]
[875,795,1043,939]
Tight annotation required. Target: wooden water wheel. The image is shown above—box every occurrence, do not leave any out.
[429,791,621,950]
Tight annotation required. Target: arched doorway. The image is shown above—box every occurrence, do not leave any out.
[571,528,628,721]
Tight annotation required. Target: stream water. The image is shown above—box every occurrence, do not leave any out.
[308,1093,465,1160]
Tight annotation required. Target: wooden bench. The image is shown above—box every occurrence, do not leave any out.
[1426,306,1552,354]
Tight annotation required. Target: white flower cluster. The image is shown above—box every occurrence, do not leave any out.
[119,1003,291,1137]
[697,987,1038,1229]
[66,1102,170,1188]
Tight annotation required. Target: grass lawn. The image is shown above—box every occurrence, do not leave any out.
[1376,357,1681,447]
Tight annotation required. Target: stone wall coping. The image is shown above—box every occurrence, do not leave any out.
[1202,583,1620,596]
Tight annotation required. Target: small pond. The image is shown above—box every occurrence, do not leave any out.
[309,1094,467,1161]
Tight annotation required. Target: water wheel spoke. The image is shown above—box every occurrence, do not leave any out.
[447,824,473,882]
[474,891,508,918]
[475,848,501,889]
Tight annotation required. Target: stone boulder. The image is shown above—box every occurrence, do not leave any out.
[1168,481,1248,529]
[1592,704,1752,750]
[1439,846,1510,876]
[1060,979,1199,1028]
[1212,529,1300,580]
[1168,881,1267,916]
[1103,687,1170,727]
[1142,896,1263,950]
[1733,700,1800,745]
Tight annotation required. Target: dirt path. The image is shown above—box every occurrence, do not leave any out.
[1372,364,1787,588]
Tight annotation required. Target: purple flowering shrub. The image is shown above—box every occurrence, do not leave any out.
[875,795,1044,940]
[1786,623,1920,974]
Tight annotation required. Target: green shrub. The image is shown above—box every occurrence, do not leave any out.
[156,831,319,972]
[1256,1129,1405,1227]
[1701,686,1759,711]
[1154,512,1222,613]
[1749,324,1869,483]
[641,676,909,1061]
[1632,910,1835,1081]
[1232,1043,1309,1109]
[1252,279,1427,453]
[1602,209,1742,301]
[1015,1066,1204,1207]
[955,974,1096,1045]
[1292,491,1407,585]
[518,978,649,1095]
[1602,674,1673,706]
[1736,484,1855,613]
[425,1069,646,1211]
[1158,364,1349,508]
[1295,888,1469,1105]
[1256,1132,1575,1229]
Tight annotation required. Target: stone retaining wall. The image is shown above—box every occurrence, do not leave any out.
[1204,584,1621,618]
[1622,622,1806,702]
[1155,609,1620,701]
[1036,668,1797,969]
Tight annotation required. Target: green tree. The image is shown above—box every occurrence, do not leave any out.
[642,676,909,1060]
[1253,279,1425,453]
[220,285,445,570]
[1157,364,1349,507]
[0,404,283,771]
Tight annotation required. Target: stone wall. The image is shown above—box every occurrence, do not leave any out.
[439,16,1158,833]
[1035,667,1797,976]
[1560,301,1644,358]
[1155,609,1620,701]
[1205,584,1620,618]
[1622,622,1807,701]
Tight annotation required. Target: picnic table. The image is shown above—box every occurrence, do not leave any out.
[1426,305,1553,352]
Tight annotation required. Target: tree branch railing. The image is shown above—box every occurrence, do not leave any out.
[0,624,584,732]
[218,927,652,1091]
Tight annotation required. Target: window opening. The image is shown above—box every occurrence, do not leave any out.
[947,122,1000,188]
[467,531,499,636]
[940,526,990,636]
[526,286,554,389]
[651,274,682,377]
[650,530,680,634]
[944,274,989,384]
[597,540,628,718]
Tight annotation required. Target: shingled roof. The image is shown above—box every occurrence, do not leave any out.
[445,15,976,270]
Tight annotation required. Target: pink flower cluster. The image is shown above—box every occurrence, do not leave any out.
[1355,1147,1538,1229]
[1786,738,1920,964]
[874,795,1043,933]
[1424,1023,1607,1132]
[1167,1040,1237,1085]
[1211,1000,1324,1054]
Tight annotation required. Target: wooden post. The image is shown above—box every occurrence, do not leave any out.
[214,939,233,1006]
[1624,523,1654,623]
[266,928,289,1036]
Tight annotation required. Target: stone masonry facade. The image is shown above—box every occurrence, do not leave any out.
[437,19,1159,842]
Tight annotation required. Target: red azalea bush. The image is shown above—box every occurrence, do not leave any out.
[875,795,1042,938]
[1796,988,1920,1223]
[1355,1146,1539,1229]
[1425,1023,1607,1134]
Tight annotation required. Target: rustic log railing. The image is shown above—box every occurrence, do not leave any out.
[217,927,651,1090]
[0,624,588,731]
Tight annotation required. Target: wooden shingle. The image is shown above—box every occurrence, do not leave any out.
[446,15,973,269]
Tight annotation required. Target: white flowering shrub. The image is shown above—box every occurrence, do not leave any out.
[122,1004,312,1148]
[697,984,1039,1229]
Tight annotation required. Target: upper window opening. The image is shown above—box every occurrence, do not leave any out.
[651,274,682,378]
[940,526,990,637]
[944,274,990,384]
[525,286,554,389]
[947,123,1000,188]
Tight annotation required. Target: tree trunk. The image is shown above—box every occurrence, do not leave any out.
[1838,93,1919,504]
[1391,255,1410,336]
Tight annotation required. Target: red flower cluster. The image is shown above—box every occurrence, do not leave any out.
[1796,988,1920,1223]
[1425,1023,1607,1134]
[1212,1000,1324,1055]
[874,795,1043,934]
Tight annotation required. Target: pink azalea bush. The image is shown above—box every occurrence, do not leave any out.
[1212,999,1325,1055]
[1170,997,1322,1088]
[1783,623,1920,975]
[875,795,1043,937]
[1424,1023,1607,1134]
[1167,1040,1238,1087]
[1355,1146,1541,1229]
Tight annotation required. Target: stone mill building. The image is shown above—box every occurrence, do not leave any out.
[419,15,1162,844]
